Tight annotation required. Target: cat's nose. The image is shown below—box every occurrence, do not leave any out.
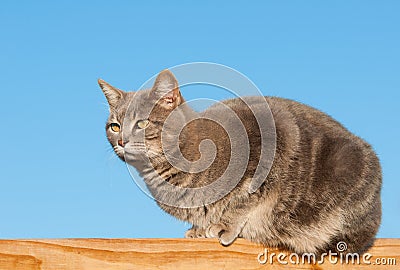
[118,139,124,147]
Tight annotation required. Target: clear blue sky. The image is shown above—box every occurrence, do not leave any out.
[0,1,399,239]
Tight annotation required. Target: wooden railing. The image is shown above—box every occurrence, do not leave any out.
[0,238,398,269]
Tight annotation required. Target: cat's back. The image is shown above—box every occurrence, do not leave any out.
[267,97,348,136]
[204,95,378,175]
[211,96,368,145]
[202,95,379,171]
[266,96,378,155]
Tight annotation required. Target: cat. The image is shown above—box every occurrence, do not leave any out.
[99,69,382,255]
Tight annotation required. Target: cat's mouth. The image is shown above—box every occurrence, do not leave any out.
[113,145,125,161]
[123,142,149,161]
[118,141,162,164]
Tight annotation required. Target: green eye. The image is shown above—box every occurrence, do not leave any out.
[137,119,150,129]
[110,123,120,132]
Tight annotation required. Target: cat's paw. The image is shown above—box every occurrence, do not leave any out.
[206,223,237,246]
[184,226,206,238]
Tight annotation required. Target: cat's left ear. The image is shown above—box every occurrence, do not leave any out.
[151,69,182,109]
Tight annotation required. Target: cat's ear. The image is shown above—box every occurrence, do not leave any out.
[98,79,124,109]
[151,70,182,109]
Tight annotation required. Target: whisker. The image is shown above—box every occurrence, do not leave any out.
[108,153,118,161]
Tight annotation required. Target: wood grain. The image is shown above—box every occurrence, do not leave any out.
[0,238,398,269]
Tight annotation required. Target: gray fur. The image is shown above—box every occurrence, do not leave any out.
[99,70,382,254]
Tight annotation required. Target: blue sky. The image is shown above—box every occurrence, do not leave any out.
[0,1,399,239]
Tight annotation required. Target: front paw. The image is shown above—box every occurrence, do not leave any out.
[185,226,206,238]
[206,223,238,246]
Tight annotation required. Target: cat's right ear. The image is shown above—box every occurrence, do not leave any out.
[98,79,124,109]
[150,70,182,110]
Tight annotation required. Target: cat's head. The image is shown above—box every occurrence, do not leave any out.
[99,70,185,162]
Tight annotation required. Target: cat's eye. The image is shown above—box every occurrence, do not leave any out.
[110,123,121,132]
[137,119,150,129]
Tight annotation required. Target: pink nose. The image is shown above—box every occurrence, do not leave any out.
[118,139,124,147]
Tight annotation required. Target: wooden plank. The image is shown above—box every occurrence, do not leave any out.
[0,238,398,269]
